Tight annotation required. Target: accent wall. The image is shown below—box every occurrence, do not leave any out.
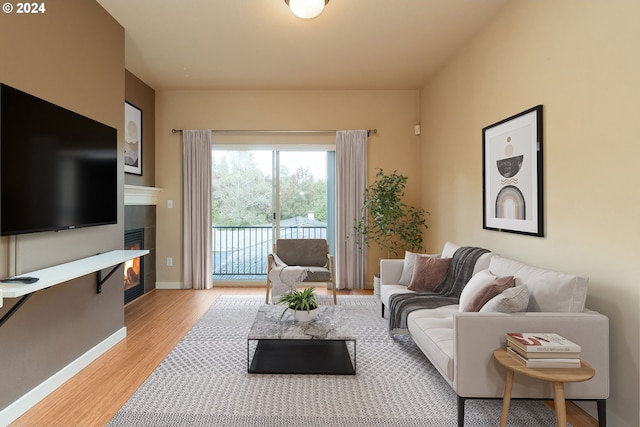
[419,1,640,425]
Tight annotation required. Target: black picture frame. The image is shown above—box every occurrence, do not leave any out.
[124,101,142,176]
[482,105,543,237]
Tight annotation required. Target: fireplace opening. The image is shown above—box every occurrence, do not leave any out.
[124,228,144,304]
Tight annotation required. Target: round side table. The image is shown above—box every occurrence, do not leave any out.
[493,347,595,427]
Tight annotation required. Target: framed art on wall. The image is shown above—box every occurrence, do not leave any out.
[482,105,543,237]
[124,101,142,175]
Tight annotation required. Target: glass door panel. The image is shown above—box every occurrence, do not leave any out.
[212,149,333,281]
[277,151,327,240]
[211,150,273,280]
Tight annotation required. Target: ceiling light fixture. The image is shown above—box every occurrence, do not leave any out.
[285,0,329,20]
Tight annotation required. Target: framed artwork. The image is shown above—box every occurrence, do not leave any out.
[482,105,543,237]
[124,101,142,175]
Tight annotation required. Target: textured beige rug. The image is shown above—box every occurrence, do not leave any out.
[108,295,564,426]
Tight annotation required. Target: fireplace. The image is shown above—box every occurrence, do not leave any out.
[124,228,144,304]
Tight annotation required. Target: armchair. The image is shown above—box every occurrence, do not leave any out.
[265,238,336,304]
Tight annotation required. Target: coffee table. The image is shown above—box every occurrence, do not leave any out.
[247,304,356,375]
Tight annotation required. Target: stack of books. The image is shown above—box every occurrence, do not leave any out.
[506,332,581,368]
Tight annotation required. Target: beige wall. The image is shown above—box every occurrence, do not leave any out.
[420,0,640,425]
[156,90,421,286]
[0,0,125,412]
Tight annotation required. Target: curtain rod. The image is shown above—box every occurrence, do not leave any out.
[171,128,377,136]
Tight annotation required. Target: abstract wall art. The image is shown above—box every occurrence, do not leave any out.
[482,105,543,236]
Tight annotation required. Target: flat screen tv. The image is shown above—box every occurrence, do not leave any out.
[1,83,117,236]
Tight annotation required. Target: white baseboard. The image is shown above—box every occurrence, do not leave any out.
[155,281,182,289]
[0,327,127,427]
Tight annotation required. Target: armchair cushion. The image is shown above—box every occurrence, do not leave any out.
[275,239,328,267]
[305,266,332,282]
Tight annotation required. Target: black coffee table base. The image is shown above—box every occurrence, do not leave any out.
[248,339,356,375]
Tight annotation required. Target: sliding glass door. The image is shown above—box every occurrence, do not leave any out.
[212,149,334,281]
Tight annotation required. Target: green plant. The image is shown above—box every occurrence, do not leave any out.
[353,168,429,258]
[276,287,319,318]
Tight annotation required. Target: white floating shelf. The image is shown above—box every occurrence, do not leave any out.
[0,250,149,300]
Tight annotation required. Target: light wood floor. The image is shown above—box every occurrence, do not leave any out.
[11,287,598,427]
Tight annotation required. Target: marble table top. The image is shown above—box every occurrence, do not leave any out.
[248,304,355,341]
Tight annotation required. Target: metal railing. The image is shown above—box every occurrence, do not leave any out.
[212,225,327,278]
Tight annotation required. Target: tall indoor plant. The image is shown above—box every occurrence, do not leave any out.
[353,168,429,258]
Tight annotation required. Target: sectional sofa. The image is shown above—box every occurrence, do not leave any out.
[380,242,609,427]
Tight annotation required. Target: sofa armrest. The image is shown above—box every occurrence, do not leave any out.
[453,311,609,400]
[380,259,404,285]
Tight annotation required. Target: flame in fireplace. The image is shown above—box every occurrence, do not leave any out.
[124,257,141,290]
[124,241,141,291]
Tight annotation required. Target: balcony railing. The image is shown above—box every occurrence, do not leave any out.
[212,225,327,279]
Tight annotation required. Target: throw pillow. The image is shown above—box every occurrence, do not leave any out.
[458,269,497,312]
[399,252,438,286]
[461,275,515,312]
[399,251,418,286]
[407,256,451,292]
[480,284,530,313]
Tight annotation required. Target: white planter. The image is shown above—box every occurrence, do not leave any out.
[292,308,318,322]
[373,273,381,298]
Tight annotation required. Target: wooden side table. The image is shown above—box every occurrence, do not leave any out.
[493,348,595,427]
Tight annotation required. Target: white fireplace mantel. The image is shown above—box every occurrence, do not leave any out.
[124,185,162,206]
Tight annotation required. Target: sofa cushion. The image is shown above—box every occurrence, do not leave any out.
[408,256,451,292]
[480,284,530,313]
[380,284,414,307]
[461,275,515,312]
[407,306,458,383]
[458,269,496,312]
[488,255,588,312]
[442,241,494,276]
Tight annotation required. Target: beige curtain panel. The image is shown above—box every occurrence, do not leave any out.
[182,130,213,289]
[336,130,368,289]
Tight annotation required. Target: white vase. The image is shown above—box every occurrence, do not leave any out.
[293,308,318,322]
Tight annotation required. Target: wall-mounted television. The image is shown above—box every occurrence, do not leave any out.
[1,83,117,236]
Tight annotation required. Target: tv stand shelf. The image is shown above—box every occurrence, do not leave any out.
[0,250,149,324]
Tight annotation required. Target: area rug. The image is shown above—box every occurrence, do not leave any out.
[108,295,562,426]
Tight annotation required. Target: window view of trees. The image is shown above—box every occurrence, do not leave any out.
[211,151,327,226]
[212,152,271,226]
[279,167,327,223]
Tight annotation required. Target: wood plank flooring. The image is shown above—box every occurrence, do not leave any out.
[10,287,598,427]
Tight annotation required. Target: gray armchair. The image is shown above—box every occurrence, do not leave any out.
[265,238,336,304]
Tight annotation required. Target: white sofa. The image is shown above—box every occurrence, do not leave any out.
[380,242,609,427]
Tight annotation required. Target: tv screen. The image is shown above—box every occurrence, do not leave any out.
[1,83,117,236]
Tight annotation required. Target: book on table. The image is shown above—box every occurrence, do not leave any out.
[507,342,580,359]
[506,347,581,368]
[506,332,581,353]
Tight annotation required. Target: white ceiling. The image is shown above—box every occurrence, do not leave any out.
[97,0,509,91]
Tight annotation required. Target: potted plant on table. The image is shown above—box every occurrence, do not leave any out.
[277,287,319,322]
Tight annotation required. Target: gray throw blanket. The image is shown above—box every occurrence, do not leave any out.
[388,246,490,335]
